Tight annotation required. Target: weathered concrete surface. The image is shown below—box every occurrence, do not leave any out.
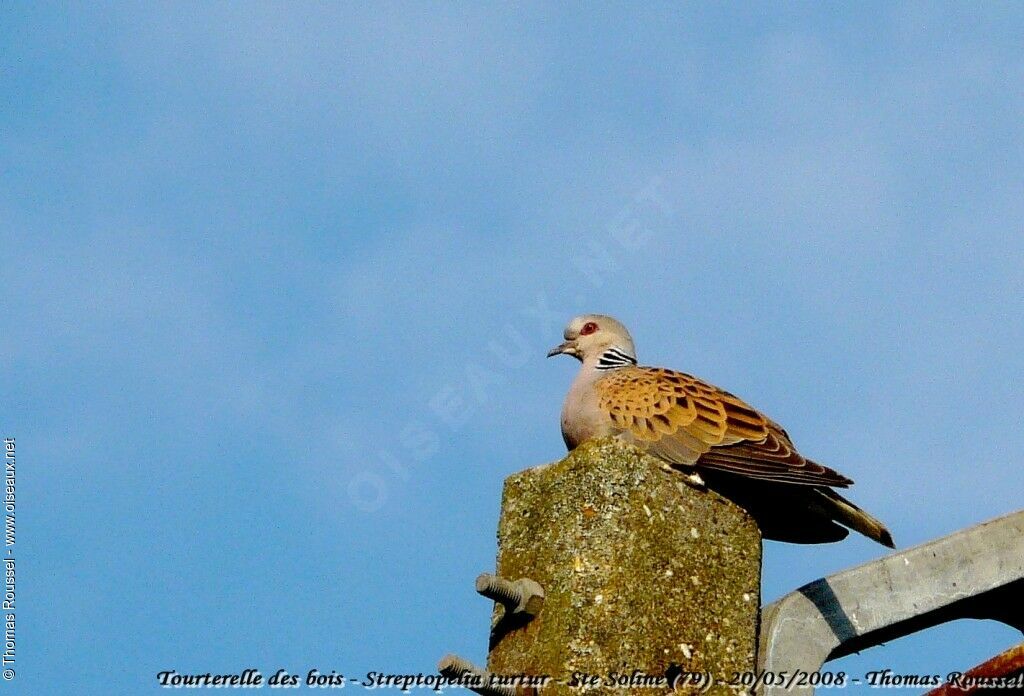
[758,509,1024,696]
[487,438,761,695]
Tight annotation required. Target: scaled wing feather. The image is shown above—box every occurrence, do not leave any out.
[595,367,853,487]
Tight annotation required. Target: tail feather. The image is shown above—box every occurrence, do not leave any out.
[815,488,895,548]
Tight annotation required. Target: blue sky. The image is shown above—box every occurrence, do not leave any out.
[3,2,1023,693]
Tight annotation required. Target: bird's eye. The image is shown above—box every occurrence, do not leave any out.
[580,322,598,336]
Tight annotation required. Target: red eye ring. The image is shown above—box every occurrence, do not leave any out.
[580,322,598,336]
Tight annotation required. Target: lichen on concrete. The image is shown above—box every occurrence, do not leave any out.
[487,439,761,695]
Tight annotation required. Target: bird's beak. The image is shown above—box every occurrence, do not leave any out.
[547,340,576,358]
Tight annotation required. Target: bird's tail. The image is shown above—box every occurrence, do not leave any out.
[815,488,895,548]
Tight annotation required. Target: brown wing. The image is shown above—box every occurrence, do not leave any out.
[595,366,852,487]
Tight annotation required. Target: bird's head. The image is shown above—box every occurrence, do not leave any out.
[547,314,636,364]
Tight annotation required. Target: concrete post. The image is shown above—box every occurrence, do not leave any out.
[486,439,762,695]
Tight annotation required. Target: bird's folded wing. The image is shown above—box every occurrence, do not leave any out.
[595,366,852,487]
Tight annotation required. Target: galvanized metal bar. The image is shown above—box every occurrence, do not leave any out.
[757,510,1024,696]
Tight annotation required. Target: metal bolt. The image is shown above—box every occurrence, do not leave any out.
[437,654,517,696]
[475,573,545,616]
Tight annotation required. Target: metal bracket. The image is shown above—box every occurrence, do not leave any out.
[758,509,1024,695]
